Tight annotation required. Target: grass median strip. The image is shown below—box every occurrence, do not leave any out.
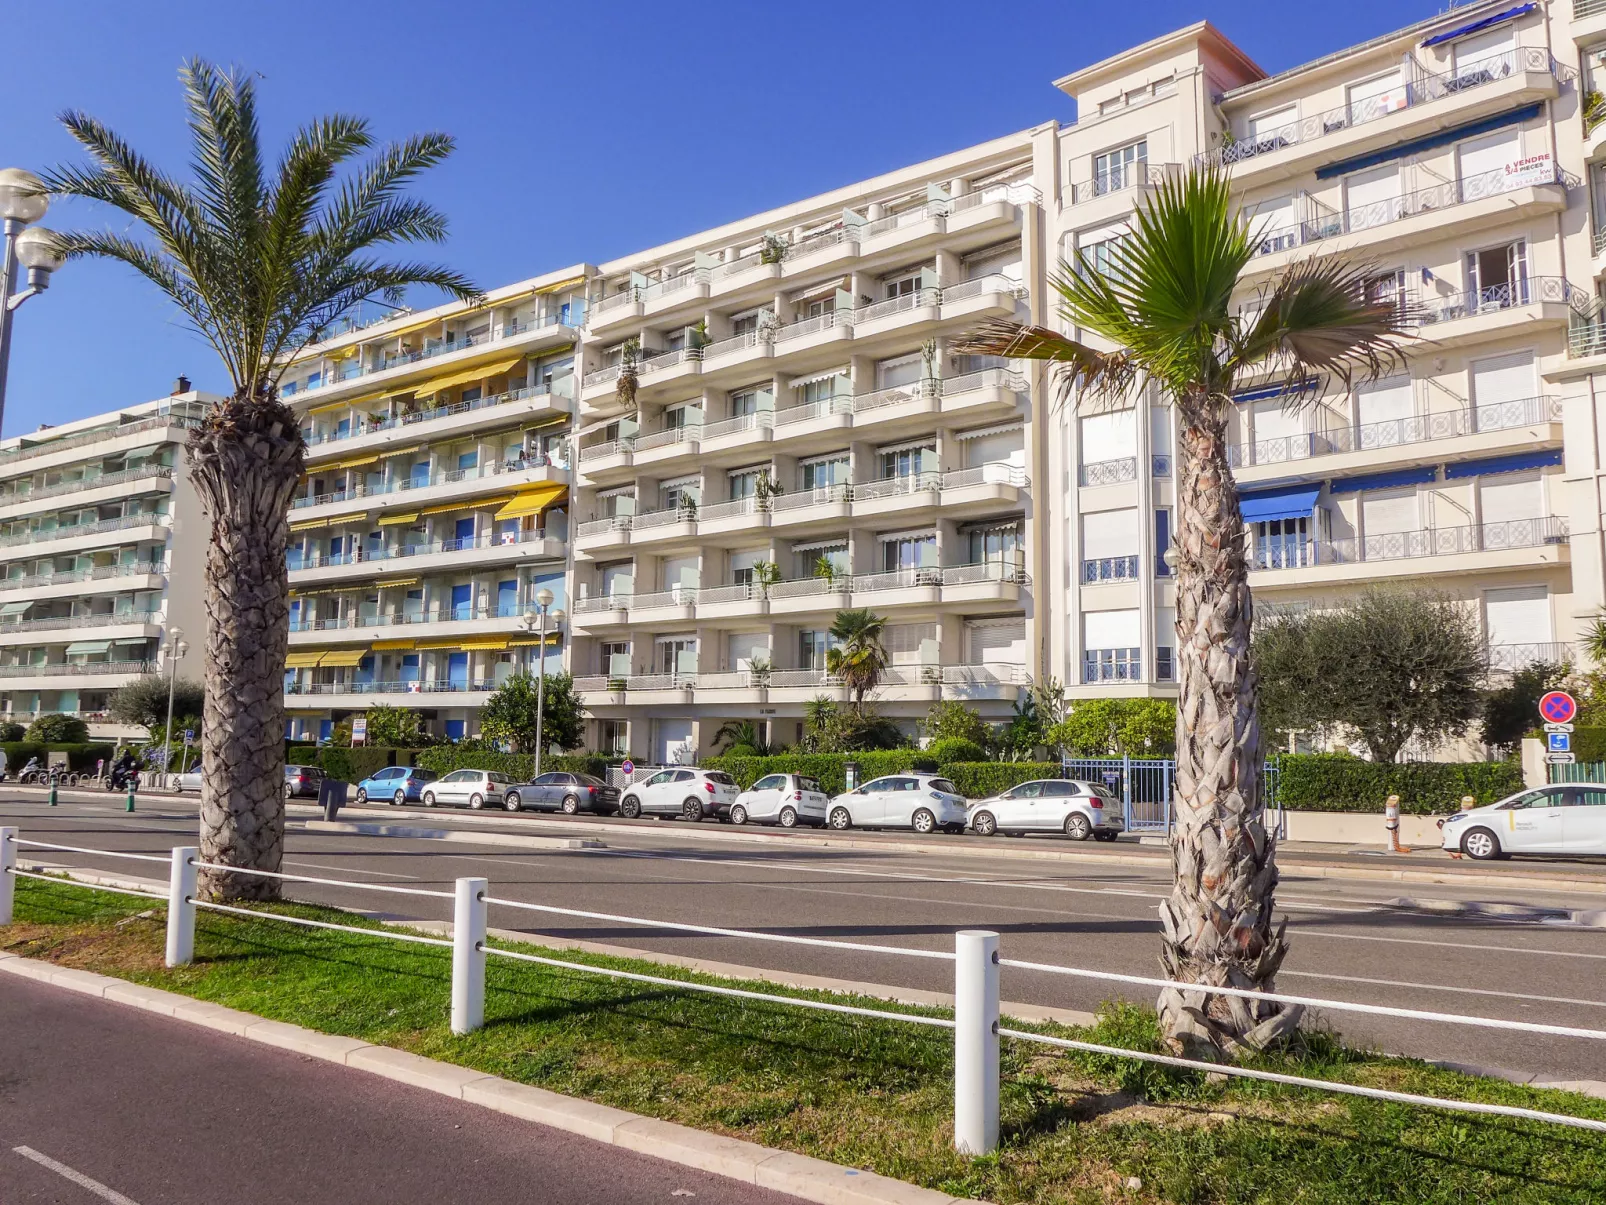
[5,876,1606,1205]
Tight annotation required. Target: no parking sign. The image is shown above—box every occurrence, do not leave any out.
[1539,691,1577,725]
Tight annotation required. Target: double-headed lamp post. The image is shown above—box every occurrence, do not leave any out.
[522,589,566,777]
[0,169,67,430]
[163,627,187,773]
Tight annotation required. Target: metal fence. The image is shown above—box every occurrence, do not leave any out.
[1060,756,1284,836]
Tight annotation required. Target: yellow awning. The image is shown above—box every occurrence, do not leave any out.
[416,637,466,650]
[317,648,369,668]
[494,484,569,521]
[289,518,328,533]
[380,444,422,458]
[510,633,563,647]
[417,495,513,517]
[372,314,442,343]
[284,651,324,668]
[534,275,585,296]
[371,639,416,651]
[307,398,354,415]
[332,453,380,471]
[375,576,420,589]
[458,637,510,651]
[377,512,421,527]
[409,355,525,398]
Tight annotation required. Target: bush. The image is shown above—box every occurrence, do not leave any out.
[27,713,89,744]
[1563,727,1606,763]
[411,745,609,782]
[0,722,24,742]
[1271,753,1525,815]
[0,742,116,773]
[921,700,989,747]
[704,751,929,794]
[1049,698,1175,757]
[317,746,397,784]
[925,738,987,765]
[940,761,1061,798]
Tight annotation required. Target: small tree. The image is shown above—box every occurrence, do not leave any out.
[108,674,205,734]
[922,699,989,747]
[362,704,433,748]
[479,672,585,754]
[1049,698,1176,758]
[27,713,89,743]
[713,719,772,756]
[0,722,23,742]
[826,609,888,714]
[1254,589,1487,764]
[1481,661,1569,754]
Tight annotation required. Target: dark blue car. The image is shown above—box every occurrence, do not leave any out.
[353,765,437,805]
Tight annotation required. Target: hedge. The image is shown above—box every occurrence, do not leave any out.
[940,762,1062,798]
[0,742,116,773]
[702,753,1058,798]
[1271,754,1524,815]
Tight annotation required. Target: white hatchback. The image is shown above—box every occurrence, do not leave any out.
[827,773,969,834]
[422,769,513,810]
[967,779,1125,840]
[618,768,740,821]
[1440,783,1606,859]
[730,774,830,827]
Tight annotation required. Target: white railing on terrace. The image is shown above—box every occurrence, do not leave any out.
[0,562,166,592]
[284,677,498,697]
[292,454,563,510]
[289,605,534,634]
[0,609,162,636]
[700,330,766,361]
[0,511,171,548]
[572,593,630,614]
[720,248,773,277]
[290,527,554,573]
[697,497,762,522]
[627,588,699,612]
[942,663,1028,686]
[1489,641,1574,670]
[700,411,773,440]
[577,438,634,462]
[1249,515,1569,570]
[630,506,695,530]
[582,363,626,388]
[0,409,203,467]
[939,273,1027,305]
[773,309,850,343]
[940,367,1028,397]
[1210,47,1560,169]
[305,383,570,449]
[631,424,700,452]
[942,464,1029,490]
[948,182,1040,213]
[853,567,943,593]
[1070,162,1178,205]
[854,288,940,325]
[0,659,152,678]
[1579,0,1606,17]
[769,483,851,511]
[865,201,946,237]
[774,394,853,425]
[852,381,937,414]
[0,465,174,508]
[575,515,633,538]
[592,288,641,316]
[638,348,700,376]
[696,582,758,605]
[767,576,849,600]
[642,270,709,301]
[853,472,942,502]
[1079,456,1138,487]
[1416,276,1591,326]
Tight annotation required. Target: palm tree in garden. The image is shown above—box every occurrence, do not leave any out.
[40,61,478,901]
[826,609,889,714]
[957,167,1410,1057]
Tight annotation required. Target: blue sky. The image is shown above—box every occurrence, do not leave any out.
[1,0,1430,436]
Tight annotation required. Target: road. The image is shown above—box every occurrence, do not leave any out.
[0,975,798,1205]
[4,790,1605,1088]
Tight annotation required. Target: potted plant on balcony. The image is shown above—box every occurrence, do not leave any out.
[746,656,772,688]
[754,471,784,511]
[752,560,782,599]
[919,338,941,400]
[813,554,846,591]
[689,318,711,357]
[756,308,781,342]
[759,232,788,265]
[616,336,640,409]
[678,493,699,523]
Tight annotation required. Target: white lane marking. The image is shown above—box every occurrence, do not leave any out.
[13,1147,143,1205]
[1298,929,1606,960]
[1280,969,1606,1009]
[283,859,417,880]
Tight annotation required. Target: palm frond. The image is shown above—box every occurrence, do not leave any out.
[951,318,1138,411]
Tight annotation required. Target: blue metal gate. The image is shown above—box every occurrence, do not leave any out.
[1061,756,1174,832]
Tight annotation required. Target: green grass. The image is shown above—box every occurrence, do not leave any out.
[7,876,1606,1204]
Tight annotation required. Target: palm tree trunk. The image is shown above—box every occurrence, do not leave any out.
[186,394,305,902]
[1157,396,1299,1058]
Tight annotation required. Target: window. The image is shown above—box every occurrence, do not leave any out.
[879,443,935,479]
[1345,165,1400,231]
[798,375,843,406]
[729,548,765,587]
[1355,376,1415,437]
[1453,25,1516,75]
[1093,139,1147,195]
[881,533,936,571]
[800,455,849,490]
[967,521,1022,566]
[654,636,697,674]
[883,271,921,300]
[1458,129,1521,188]
[729,309,767,336]
[796,542,848,578]
[1364,269,1405,314]
[597,719,628,755]
[1155,509,1172,576]
[660,477,699,511]
[1346,70,1406,125]
[600,641,630,676]
[876,353,924,390]
[1254,517,1309,569]
[1467,241,1527,308]
[1080,409,1137,463]
[728,469,759,500]
[1485,585,1551,658]
[1247,105,1297,141]
[1082,508,1139,580]
[799,629,836,670]
[730,388,763,418]
[1471,351,1536,426]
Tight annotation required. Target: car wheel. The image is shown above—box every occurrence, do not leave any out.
[682,797,703,822]
[505,791,522,812]
[778,806,798,829]
[828,807,852,830]
[561,795,580,815]
[469,793,485,810]
[422,791,437,808]
[1064,813,1093,841]
[620,796,642,820]
[355,787,368,805]
[1462,827,1503,860]
[911,808,937,834]
[972,810,998,837]
[283,782,294,801]
[392,789,406,806]
[730,804,748,825]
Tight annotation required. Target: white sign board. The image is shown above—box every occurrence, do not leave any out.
[351,716,368,747]
[1504,153,1554,189]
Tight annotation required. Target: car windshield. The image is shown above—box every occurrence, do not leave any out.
[798,777,823,794]
[927,779,959,796]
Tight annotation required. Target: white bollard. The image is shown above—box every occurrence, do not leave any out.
[166,846,197,967]
[451,876,488,1035]
[0,827,16,926]
[954,928,1000,1156]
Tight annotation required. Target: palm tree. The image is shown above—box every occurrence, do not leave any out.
[40,61,478,901]
[957,166,1410,1058]
[712,719,771,755]
[826,609,889,714]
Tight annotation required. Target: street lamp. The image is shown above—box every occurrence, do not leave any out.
[0,169,66,429]
[523,588,563,777]
[163,627,185,778]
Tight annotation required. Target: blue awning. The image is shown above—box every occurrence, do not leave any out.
[1328,466,1438,495]
[1314,103,1542,180]
[1232,379,1318,405]
[1240,483,1321,524]
[1444,449,1562,479]
[1420,4,1536,48]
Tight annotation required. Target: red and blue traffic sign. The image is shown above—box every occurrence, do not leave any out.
[1539,691,1577,725]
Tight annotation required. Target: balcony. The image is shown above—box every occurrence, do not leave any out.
[0,511,171,551]
[1250,515,1568,578]
[291,456,567,519]
[1489,641,1574,671]
[0,659,152,681]
[574,661,1027,707]
[1070,162,1179,206]
[288,528,562,586]
[0,409,201,473]
[0,561,167,597]
[288,604,543,644]
[573,515,634,555]
[1210,48,1562,179]
[0,465,174,517]
[1082,555,1140,583]
[304,383,572,461]
[1079,457,1137,488]
[699,410,774,455]
[284,678,498,702]
[0,609,162,641]
[1082,648,1142,684]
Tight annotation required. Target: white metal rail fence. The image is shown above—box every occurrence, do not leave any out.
[4,827,1606,1157]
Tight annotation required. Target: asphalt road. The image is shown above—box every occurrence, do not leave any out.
[5,790,1606,1088]
[0,975,798,1205]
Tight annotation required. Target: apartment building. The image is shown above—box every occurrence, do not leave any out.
[276,269,587,742]
[0,387,209,739]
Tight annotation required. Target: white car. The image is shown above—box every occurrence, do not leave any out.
[421,769,514,810]
[967,778,1125,840]
[618,768,740,821]
[1440,783,1606,859]
[827,773,969,834]
[730,773,830,827]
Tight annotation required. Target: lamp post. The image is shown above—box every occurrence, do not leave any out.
[163,627,185,778]
[523,589,564,777]
[0,169,66,430]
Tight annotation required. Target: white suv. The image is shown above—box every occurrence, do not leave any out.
[619,768,740,821]
[827,773,969,834]
[967,778,1125,840]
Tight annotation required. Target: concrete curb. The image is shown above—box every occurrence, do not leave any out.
[0,952,983,1205]
[303,819,604,851]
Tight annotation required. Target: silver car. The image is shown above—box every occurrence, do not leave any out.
[967,779,1125,840]
[421,769,513,810]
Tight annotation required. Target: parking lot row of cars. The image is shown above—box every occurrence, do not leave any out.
[335,764,1128,840]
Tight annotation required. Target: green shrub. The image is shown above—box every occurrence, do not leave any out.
[925,738,987,765]
[0,722,24,742]
[0,742,44,772]
[1564,727,1606,763]
[1271,753,1524,815]
[27,713,89,744]
[411,745,609,781]
[0,742,116,773]
[705,751,926,794]
[940,761,1061,798]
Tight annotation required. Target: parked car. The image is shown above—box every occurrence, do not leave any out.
[353,765,437,806]
[421,769,514,810]
[617,768,740,821]
[1439,783,1606,859]
[967,779,1125,840]
[169,769,203,793]
[284,764,324,800]
[505,771,619,815]
[826,774,969,834]
[730,773,830,827]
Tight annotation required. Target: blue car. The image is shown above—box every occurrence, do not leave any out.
[353,765,437,806]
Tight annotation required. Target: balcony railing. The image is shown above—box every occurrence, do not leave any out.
[577,437,634,463]
[285,677,499,697]
[1251,164,1575,260]
[573,593,630,614]
[774,394,853,426]
[641,269,709,302]
[292,454,564,510]
[1083,648,1141,683]
[575,515,633,538]
[289,603,539,633]
[697,497,763,522]
[1579,0,1606,17]
[0,659,152,679]
[1229,396,1561,469]
[700,330,766,362]
[854,288,940,325]
[0,465,174,509]
[853,381,938,414]
[0,609,162,636]
[865,201,947,238]
[1083,555,1139,583]
[0,408,203,468]
[630,505,696,530]
[627,587,699,611]
[769,483,851,512]
[0,510,171,548]
[0,561,167,593]
[774,309,851,344]
[1080,456,1137,487]
[1070,162,1177,205]
[632,424,701,452]
[1489,641,1574,670]
[1249,516,1568,570]
[289,527,554,572]
[701,411,773,441]
[1209,48,1559,169]
[574,662,1029,696]
[305,382,570,448]
[1417,276,1590,326]
[1570,322,1606,358]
